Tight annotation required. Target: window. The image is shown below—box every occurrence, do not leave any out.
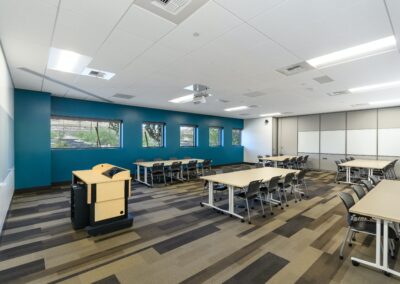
[142,122,165,147]
[180,125,197,147]
[232,129,242,146]
[51,117,121,149]
[209,127,223,147]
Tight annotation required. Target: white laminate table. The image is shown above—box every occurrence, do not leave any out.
[260,155,298,167]
[200,167,299,220]
[339,159,392,184]
[349,179,400,277]
[133,159,204,186]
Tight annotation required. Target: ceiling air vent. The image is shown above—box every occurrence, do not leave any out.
[327,90,351,96]
[152,0,191,14]
[276,61,314,76]
[313,75,334,84]
[112,93,135,99]
[81,68,115,80]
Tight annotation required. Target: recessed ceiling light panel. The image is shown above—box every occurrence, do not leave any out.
[260,112,281,117]
[48,47,92,74]
[349,80,400,93]
[224,106,248,112]
[169,94,194,103]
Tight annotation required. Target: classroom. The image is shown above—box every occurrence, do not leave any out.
[1,0,400,283]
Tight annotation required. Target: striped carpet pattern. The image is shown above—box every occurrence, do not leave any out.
[1,170,399,284]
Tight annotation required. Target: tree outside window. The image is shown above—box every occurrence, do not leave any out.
[180,125,196,147]
[142,122,165,147]
[209,127,223,147]
[232,129,242,146]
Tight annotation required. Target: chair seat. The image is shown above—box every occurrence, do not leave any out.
[352,221,397,238]
[214,184,227,191]
[234,192,257,199]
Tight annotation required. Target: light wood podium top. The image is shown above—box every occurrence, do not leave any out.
[73,163,131,185]
[339,159,392,170]
[260,155,297,162]
[200,167,299,188]
[350,180,400,222]
[134,159,204,168]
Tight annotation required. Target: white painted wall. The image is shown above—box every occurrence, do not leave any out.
[243,117,273,163]
[0,43,14,234]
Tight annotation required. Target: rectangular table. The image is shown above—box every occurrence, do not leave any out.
[349,179,400,277]
[200,167,299,220]
[339,159,392,184]
[134,159,204,186]
[260,155,297,167]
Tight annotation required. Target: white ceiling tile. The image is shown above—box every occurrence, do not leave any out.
[249,0,393,60]
[157,1,243,53]
[214,0,287,21]
[89,29,153,72]
[118,5,176,42]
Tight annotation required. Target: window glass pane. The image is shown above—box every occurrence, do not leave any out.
[51,117,121,149]
[209,127,221,147]
[142,122,164,147]
[232,129,241,146]
[180,126,195,147]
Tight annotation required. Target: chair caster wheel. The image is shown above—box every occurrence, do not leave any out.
[286,204,289,207]
[241,219,245,223]
[200,203,204,207]
[348,243,352,247]
[280,207,284,210]
[262,214,266,218]
[352,237,356,241]
[339,255,343,260]
[295,200,297,203]
[352,260,359,266]
[248,221,251,224]
[384,272,391,277]
[230,214,232,217]
[270,212,274,215]
[391,255,396,260]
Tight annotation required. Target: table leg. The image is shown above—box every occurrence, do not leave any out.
[228,185,234,214]
[368,168,373,181]
[144,167,148,184]
[346,167,351,183]
[383,220,388,269]
[136,165,140,181]
[376,218,381,267]
[274,161,278,168]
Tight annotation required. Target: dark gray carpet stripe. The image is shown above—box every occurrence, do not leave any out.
[0,259,45,283]
[92,274,120,284]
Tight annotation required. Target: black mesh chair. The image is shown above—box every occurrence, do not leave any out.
[201,170,227,203]
[200,159,212,175]
[335,160,346,183]
[255,162,264,168]
[293,170,309,198]
[349,156,355,160]
[257,155,264,163]
[279,158,290,169]
[370,175,380,186]
[278,172,296,206]
[352,184,366,200]
[338,192,396,259]
[149,163,166,187]
[235,180,264,224]
[287,157,297,169]
[345,157,352,161]
[302,155,309,169]
[360,179,374,192]
[186,160,198,180]
[167,161,182,183]
[296,156,303,169]
[260,175,282,213]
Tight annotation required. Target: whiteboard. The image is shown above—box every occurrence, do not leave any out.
[378,128,400,156]
[347,129,377,155]
[320,130,345,154]
[298,131,319,153]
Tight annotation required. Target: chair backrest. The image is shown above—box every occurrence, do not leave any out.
[289,157,297,163]
[303,155,309,163]
[171,161,182,171]
[282,158,290,166]
[352,184,366,200]
[257,155,264,162]
[345,157,352,161]
[255,162,264,168]
[338,192,355,212]
[202,159,212,168]
[370,175,380,186]
[152,163,164,174]
[296,170,306,183]
[246,180,262,198]
[283,172,295,187]
[296,156,303,163]
[340,159,346,163]
[222,167,234,173]
[360,180,373,192]
[349,156,355,160]
[187,160,197,170]
[265,155,271,158]
[268,175,281,190]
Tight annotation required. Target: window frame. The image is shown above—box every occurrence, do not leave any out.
[209,126,224,147]
[179,124,198,148]
[142,121,166,148]
[50,116,122,150]
[232,128,242,146]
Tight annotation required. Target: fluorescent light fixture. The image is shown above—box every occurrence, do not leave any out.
[48,47,92,74]
[349,80,400,93]
[369,99,400,105]
[169,94,194,103]
[81,67,115,80]
[224,106,248,112]
[307,36,396,69]
[260,112,281,117]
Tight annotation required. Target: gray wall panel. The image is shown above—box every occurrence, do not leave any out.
[347,109,377,130]
[321,112,346,130]
[378,107,400,129]
[298,115,320,131]
[278,117,297,155]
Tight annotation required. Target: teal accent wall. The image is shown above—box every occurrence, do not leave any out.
[14,89,244,188]
[14,89,51,189]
